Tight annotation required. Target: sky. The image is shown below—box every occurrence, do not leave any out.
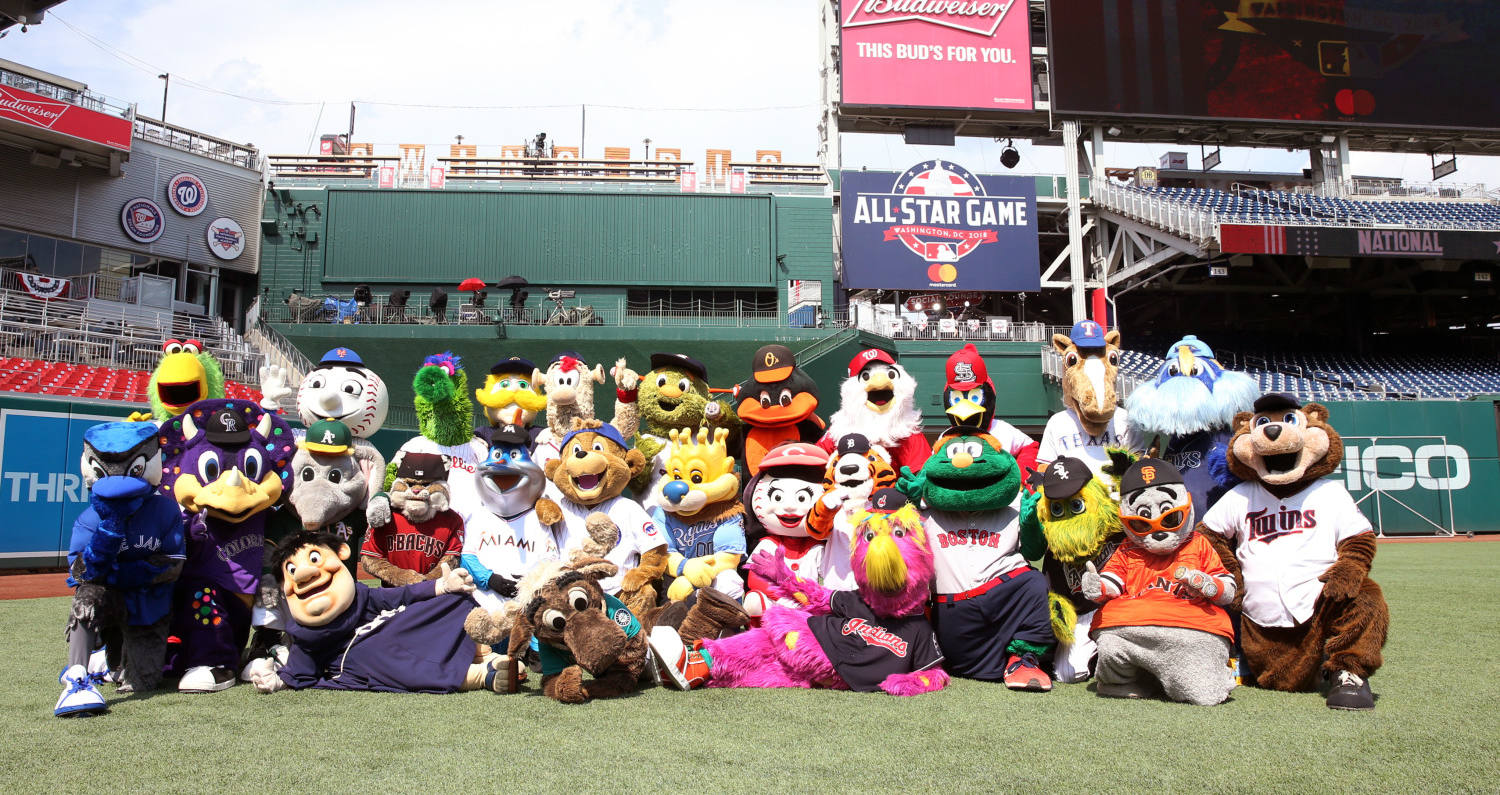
[2,0,1497,187]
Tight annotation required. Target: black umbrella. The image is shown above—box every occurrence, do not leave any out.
[495,275,528,289]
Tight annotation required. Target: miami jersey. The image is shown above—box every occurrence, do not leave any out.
[461,509,560,611]
[1200,478,1372,628]
[923,506,1027,596]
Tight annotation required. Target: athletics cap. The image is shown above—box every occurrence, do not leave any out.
[299,420,352,454]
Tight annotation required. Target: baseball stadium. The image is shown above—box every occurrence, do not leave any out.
[0,0,1497,790]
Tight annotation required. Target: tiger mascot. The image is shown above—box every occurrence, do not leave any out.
[807,432,898,590]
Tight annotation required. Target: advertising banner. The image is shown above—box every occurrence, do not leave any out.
[1220,224,1500,260]
[840,0,1033,111]
[0,83,133,152]
[0,405,118,566]
[841,160,1039,290]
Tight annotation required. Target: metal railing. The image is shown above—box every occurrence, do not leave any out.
[265,295,792,329]
[133,115,260,170]
[1090,180,1219,244]
[0,64,133,118]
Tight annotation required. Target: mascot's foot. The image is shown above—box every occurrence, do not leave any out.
[1096,681,1155,700]
[1003,653,1052,692]
[178,666,235,693]
[238,641,290,683]
[647,626,710,690]
[1325,671,1375,711]
[86,648,121,686]
[483,656,523,694]
[55,665,107,717]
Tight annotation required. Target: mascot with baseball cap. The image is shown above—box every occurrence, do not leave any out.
[461,424,562,611]
[262,347,390,503]
[741,441,831,622]
[613,352,739,508]
[1039,320,1142,479]
[736,344,826,476]
[474,356,548,440]
[943,343,1039,482]
[818,348,929,474]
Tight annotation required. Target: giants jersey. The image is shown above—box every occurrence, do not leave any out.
[923,506,1027,595]
[1200,478,1372,628]
[1037,409,1141,480]
[1093,533,1233,640]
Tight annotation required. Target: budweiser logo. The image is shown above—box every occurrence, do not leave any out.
[843,0,1018,36]
[0,87,67,129]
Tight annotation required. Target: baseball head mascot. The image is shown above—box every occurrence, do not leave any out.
[243,532,518,694]
[1198,394,1388,710]
[944,344,1040,481]
[618,353,740,506]
[389,352,486,520]
[819,348,929,474]
[735,344,826,476]
[898,427,1055,691]
[474,356,548,438]
[1039,321,1141,478]
[128,339,226,422]
[362,452,467,589]
[160,399,296,693]
[741,442,830,623]
[653,427,746,602]
[1078,458,1237,705]
[649,489,948,696]
[460,424,564,612]
[1124,334,1258,510]
[55,422,185,716]
[285,347,390,502]
[1016,452,1127,683]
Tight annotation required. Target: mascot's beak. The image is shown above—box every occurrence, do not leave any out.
[862,533,908,595]
[947,400,983,424]
[156,353,208,410]
[195,466,283,523]
[1175,345,1196,377]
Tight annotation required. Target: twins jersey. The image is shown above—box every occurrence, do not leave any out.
[1037,409,1142,479]
[396,436,486,523]
[651,508,747,559]
[553,495,664,595]
[461,509,560,611]
[362,510,465,578]
[1200,479,1372,628]
[924,505,1027,596]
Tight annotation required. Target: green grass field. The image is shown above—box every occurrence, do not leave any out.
[2,541,1497,793]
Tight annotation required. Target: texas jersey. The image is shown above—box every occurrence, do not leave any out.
[923,505,1027,596]
[1037,409,1141,480]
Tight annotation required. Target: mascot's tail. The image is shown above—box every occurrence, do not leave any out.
[1048,591,1077,645]
[1206,442,1240,490]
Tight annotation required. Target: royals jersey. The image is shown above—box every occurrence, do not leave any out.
[1200,478,1372,628]
[650,507,746,559]
[461,509,559,611]
[1037,409,1142,480]
[553,495,664,595]
[923,505,1027,596]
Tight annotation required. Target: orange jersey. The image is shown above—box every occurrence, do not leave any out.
[1092,533,1233,640]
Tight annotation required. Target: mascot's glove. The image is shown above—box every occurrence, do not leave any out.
[748,548,800,595]
[486,573,519,598]
[1173,566,1221,601]
[681,557,718,588]
[247,657,286,694]
[257,364,295,410]
[1318,560,1365,603]
[70,582,109,625]
[1081,561,1120,603]
[81,524,126,583]
[611,358,639,402]
[365,493,393,528]
[896,466,925,502]
[434,563,476,596]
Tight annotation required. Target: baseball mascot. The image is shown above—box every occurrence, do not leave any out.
[653,427,746,601]
[531,352,636,469]
[1079,458,1237,705]
[807,433,898,589]
[1124,335,1258,511]
[943,344,1040,481]
[474,356,548,439]
[55,422,185,716]
[735,344,825,476]
[363,452,466,588]
[818,348,930,474]
[1039,321,1141,478]
[741,442,830,623]
[245,532,515,694]
[614,353,739,506]
[128,339,226,422]
[1200,394,1388,710]
[650,489,948,697]
[899,427,1055,691]
[461,424,563,611]
[283,347,390,502]
[160,400,296,692]
[389,352,485,520]
[1017,453,1127,683]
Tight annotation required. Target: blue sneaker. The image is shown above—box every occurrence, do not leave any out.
[55,665,107,717]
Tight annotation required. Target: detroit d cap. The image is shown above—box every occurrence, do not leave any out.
[396,452,448,482]
[846,348,895,378]
[867,487,907,514]
[1036,456,1091,499]
[753,344,796,383]
[945,343,990,390]
[205,407,252,445]
[1121,457,1185,495]
[650,352,708,382]
[1253,392,1301,413]
[836,433,871,457]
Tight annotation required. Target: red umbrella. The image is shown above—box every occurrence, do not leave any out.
[457,278,487,292]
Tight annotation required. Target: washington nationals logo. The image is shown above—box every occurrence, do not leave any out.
[120,198,166,243]
[166,173,208,216]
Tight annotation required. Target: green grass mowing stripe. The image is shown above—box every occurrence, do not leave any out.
[0,542,1496,792]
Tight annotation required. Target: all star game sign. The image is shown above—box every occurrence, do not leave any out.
[841,160,1039,291]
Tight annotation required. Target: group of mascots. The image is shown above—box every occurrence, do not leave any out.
[54,324,1389,716]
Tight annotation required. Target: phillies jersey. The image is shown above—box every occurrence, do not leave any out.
[807,590,944,692]
[1201,478,1372,628]
[1037,409,1141,480]
[362,510,464,579]
[1093,533,1234,640]
[553,495,663,595]
[923,505,1027,595]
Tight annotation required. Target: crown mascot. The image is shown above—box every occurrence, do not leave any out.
[652,427,747,602]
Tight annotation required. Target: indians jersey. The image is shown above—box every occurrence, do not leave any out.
[362,510,464,579]
[1037,409,1142,479]
[553,495,663,595]
[461,509,559,611]
[807,590,944,692]
[1093,533,1234,640]
[1201,479,1372,628]
[923,505,1027,595]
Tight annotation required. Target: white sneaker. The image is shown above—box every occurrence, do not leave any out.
[55,665,107,717]
[646,626,710,690]
[178,665,235,693]
[86,648,122,685]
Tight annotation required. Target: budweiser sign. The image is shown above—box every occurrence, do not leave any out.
[0,83,132,152]
[0,87,66,127]
[843,0,1019,36]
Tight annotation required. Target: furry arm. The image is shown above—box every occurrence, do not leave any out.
[423,554,461,581]
[880,667,950,696]
[1173,566,1236,605]
[621,544,669,595]
[1080,560,1120,602]
[361,553,425,587]
[1319,532,1376,602]
[609,359,640,439]
[1200,527,1244,612]
[747,547,834,614]
[1018,490,1046,562]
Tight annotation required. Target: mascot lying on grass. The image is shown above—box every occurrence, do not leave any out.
[1080,458,1237,706]
[1200,394,1388,711]
[819,348,929,474]
[741,442,829,622]
[650,489,947,696]
[900,427,1055,691]
[245,532,516,694]
[55,422,185,716]
[616,353,739,506]
[653,427,747,602]
[1018,453,1126,683]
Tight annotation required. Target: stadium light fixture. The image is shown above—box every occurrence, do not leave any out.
[999,139,1020,169]
[1107,127,1121,136]
[1321,134,1336,143]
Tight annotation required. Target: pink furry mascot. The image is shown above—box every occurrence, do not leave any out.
[649,488,947,696]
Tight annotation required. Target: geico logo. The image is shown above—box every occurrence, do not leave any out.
[1342,444,1470,492]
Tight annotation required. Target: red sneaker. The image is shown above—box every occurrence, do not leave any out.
[648,626,712,690]
[1003,652,1052,692]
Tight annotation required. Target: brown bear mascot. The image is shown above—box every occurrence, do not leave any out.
[1199,393,1389,710]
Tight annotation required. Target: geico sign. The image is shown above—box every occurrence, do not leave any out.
[1341,444,1470,492]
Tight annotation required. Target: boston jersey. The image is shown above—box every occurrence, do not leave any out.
[807,590,944,692]
[1037,409,1141,480]
[1200,478,1372,628]
[923,505,1027,595]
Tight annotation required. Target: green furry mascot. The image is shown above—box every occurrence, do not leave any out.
[128,340,226,422]
[381,352,484,522]
[614,353,739,505]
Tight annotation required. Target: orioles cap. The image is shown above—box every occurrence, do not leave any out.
[753,344,796,383]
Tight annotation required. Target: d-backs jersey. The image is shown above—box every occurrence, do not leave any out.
[807,590,943,692]
[1037,409,1141,480]
[553,495,663,595]
[362,510,464,578]
[1200,478,1372,628]
[923,505,1027,595]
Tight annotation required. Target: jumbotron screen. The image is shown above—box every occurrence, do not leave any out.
[1047,0,1500,130]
